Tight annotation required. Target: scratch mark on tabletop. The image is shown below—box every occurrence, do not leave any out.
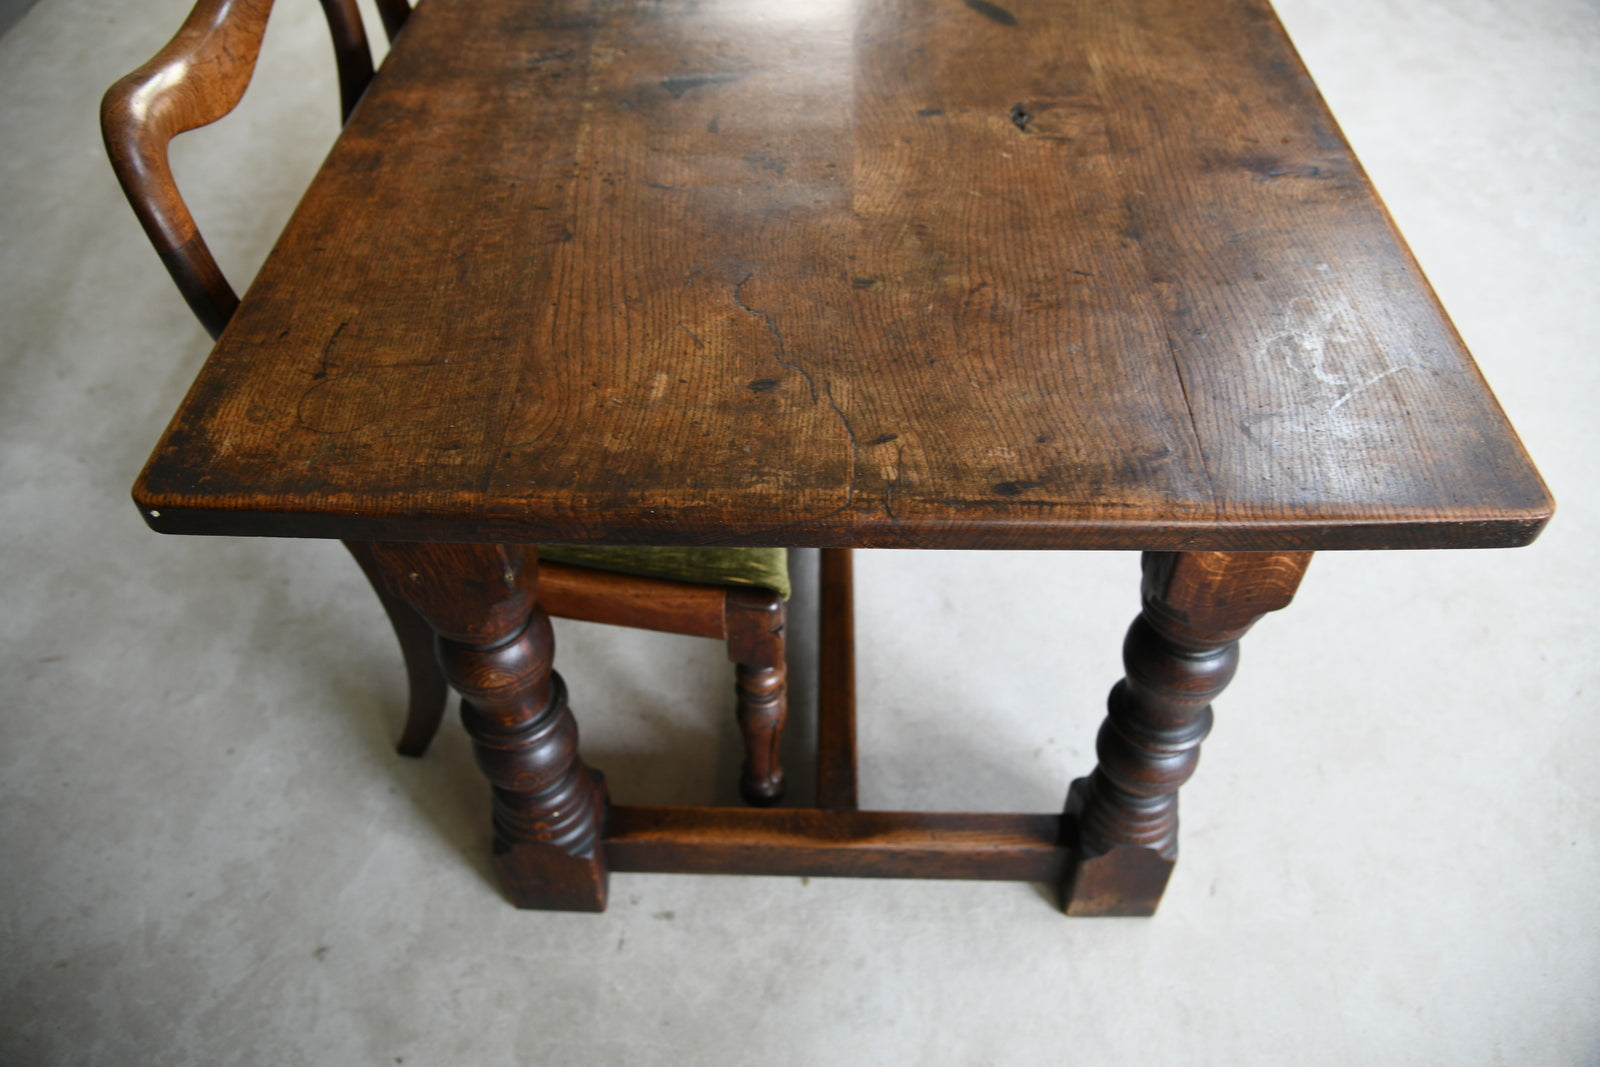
[732,277,858,513]
[1163,325,1218,500]
[1328,365,1415,412]
[311,320,348,381]
[295,321,354,435]
[882,444,906,523]
[823,379,858,512]
[1266,297,1418,415]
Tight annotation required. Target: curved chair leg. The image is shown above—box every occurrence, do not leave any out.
[345,540,450,756]
[726,589,788,806]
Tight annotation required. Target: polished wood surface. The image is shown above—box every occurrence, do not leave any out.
[133,0,1550,551]
[538,561,730,639]
[606,807,1068,882]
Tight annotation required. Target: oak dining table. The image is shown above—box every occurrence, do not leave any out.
[132,0,1551,915]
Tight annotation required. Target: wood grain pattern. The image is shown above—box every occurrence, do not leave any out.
[538,560,729,639]
[605,807,1068,881]
[132,0,1550,551]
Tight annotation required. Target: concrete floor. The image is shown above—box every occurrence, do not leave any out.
[2,0,1596,1062]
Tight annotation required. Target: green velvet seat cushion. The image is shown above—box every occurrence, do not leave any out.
[537,545,790,600]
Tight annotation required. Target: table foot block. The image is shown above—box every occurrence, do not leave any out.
[1058,777,1175,916]
[604,806,1069,882]
[1059,846,1174,917]
[495,839,608,912]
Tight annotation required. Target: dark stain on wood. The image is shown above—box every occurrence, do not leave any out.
[660,71,742,99]
[965,0,1019,26]
[744,149,787,175]
[1239,156,1328,180]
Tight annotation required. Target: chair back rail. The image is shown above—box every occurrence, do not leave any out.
[100,0,374,339]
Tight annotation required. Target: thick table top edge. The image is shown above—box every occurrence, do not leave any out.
[131,482,1553,551]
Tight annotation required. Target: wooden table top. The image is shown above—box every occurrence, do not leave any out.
[134,0,1551,551]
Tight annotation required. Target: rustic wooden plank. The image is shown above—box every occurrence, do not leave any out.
[133,0,1551,550]
[604,806,1069,881]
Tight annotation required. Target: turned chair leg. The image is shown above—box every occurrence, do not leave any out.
[345,540,450,757]
[1061,550,1312,916]
[726,588,788,806]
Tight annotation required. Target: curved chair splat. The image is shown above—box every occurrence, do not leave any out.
[100,0,374,339]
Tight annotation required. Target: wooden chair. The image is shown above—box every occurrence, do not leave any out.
[372,0,409,42]
[101,0,791,805]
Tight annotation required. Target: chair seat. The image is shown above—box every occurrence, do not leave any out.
[538,546,790,600]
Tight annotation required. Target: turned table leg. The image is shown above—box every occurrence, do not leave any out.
[367,542,608,911]
[1062,550,1312,917]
